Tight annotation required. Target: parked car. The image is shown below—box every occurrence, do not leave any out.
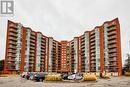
[61,73,68,80]
[25,72,36,80]
[33,72,47,82]
[21,72,28,78]
[68,74,83,80]
[29,72,36,80]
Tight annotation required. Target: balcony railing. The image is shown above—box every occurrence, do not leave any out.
[108,44,117,49]
[30,46,35,50]
[8,37,17,41]
[30,53,35,57]
[8,54,16,57]
[109,53,117,57]
[8,49,16,53]
[90,31,95,35]
[108,49,117,53]
[108,40,116,44]
[109,58,117,62]
[9,23,17,28]
[9,28,17,33]
[9,45,16,48]
[90,45,95,50]
[30,39,35,43]
[31,32,35,36]
[9,32,17,37]
[108,31,116,36]
[30,35,36,40]
[91,49,95,53]
[108,35,117,40]
[9,41,17,45]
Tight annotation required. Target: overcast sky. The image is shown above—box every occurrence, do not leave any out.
[0,0,130,65]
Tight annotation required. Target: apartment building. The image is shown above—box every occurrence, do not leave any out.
[69,37,80,73]
[46,37,61,72]
[79,31,90,72]
[60,41,71,73]
[4,21,60,73]
[66,18,121,75]
[4,18,122,75]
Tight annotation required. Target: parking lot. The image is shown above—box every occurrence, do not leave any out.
[0,76,130,87]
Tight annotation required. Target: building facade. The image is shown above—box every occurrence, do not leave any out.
[4,18,122,75]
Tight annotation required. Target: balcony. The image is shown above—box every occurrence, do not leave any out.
[108,40,116,45]
[8,59,15,62]
[80,35,85,40]
[109,53,117,57]
[81,45,85,49]
[91,57,95,60]
[91,53,95,57]
[90,42,95,46]
[40,59,44,62]
[30,53,35,57]
[108,35,117,40]
[30,39,35,43]
[90,35,95,39]
[29,61,34,64]
[30,50,35,53]
[41,39,46,43]
[8,45,16,49]
[91,67,96,71]
[107,28,116,33]
[81,64,85,68]
[30,42,35,46]
[29,64,33,67]
[30,46,35,50]
[41,41,45,46]
[109,58,117,62]
[41,49,45,53]
[91,69,96,72]
[8,49,16,54]
[90,31,95,35]
[8,54,16,57]
[8,37,17,41]
[81,49,85,53]
[30,35,36,40]
[9,28,17,33]
[108,49,117,53]
[41,56,45,59]
[41,45,45,49]
[90,49,95,53]
[108,44,117,49]
[108,63,117,67]
[8,41,17,46]
[31,32,36,36]
[9,32,17,37]
[107,24,116,30]
[80,39,85,44]
[90,45,95,50]
[90,38,95,42]
[41,52,45,55]
[91,61,96,64]
[29,57,34,61]
[108,31,116,36]
[9,23,17,29]
[81,41,85,45]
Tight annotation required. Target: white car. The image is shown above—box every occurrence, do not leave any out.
[68,74,82,80]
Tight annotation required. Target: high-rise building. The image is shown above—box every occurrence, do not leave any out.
[4,18,122,75]
[60,41,71,73]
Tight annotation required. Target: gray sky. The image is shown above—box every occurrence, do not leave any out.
[0,0,130,66]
